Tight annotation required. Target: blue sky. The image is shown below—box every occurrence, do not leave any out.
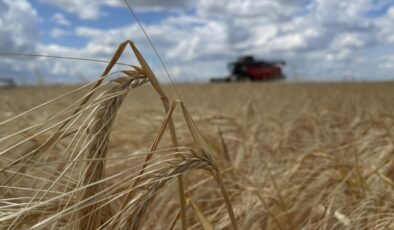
[31,0,178,47]
[1,0,394,84]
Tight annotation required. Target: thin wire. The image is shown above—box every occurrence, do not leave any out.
[0,51,131,67]
[124,0,183,101]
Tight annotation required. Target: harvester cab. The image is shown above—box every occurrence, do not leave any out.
[228,55,285,81]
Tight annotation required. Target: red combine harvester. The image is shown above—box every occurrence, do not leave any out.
[211,56,285,82]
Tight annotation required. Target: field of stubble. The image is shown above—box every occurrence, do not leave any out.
[0,82,394,229]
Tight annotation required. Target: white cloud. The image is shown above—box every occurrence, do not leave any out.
[379,55,394,70]
[50,28,69,38]
[39,0,109,20]
[0,0,39,52]
[0,0,41,83]
[1,0,394,83]
[377,6,394,43]
[39,0,195,20]
[52,13,71,26]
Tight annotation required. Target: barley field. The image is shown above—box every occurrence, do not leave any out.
[1,75,394,229]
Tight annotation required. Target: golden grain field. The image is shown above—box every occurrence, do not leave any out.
[1,80,393,229]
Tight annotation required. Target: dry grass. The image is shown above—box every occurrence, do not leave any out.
[0,41,394,229]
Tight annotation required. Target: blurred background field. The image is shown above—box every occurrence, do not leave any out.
[2,82,394,122]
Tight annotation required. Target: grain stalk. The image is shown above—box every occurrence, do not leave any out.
[77,75,147,230]
[99,41,188,230]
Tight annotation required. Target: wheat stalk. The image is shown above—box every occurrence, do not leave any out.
[76,75,147,229]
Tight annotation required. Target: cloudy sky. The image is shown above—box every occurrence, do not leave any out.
[0,0,394,84]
